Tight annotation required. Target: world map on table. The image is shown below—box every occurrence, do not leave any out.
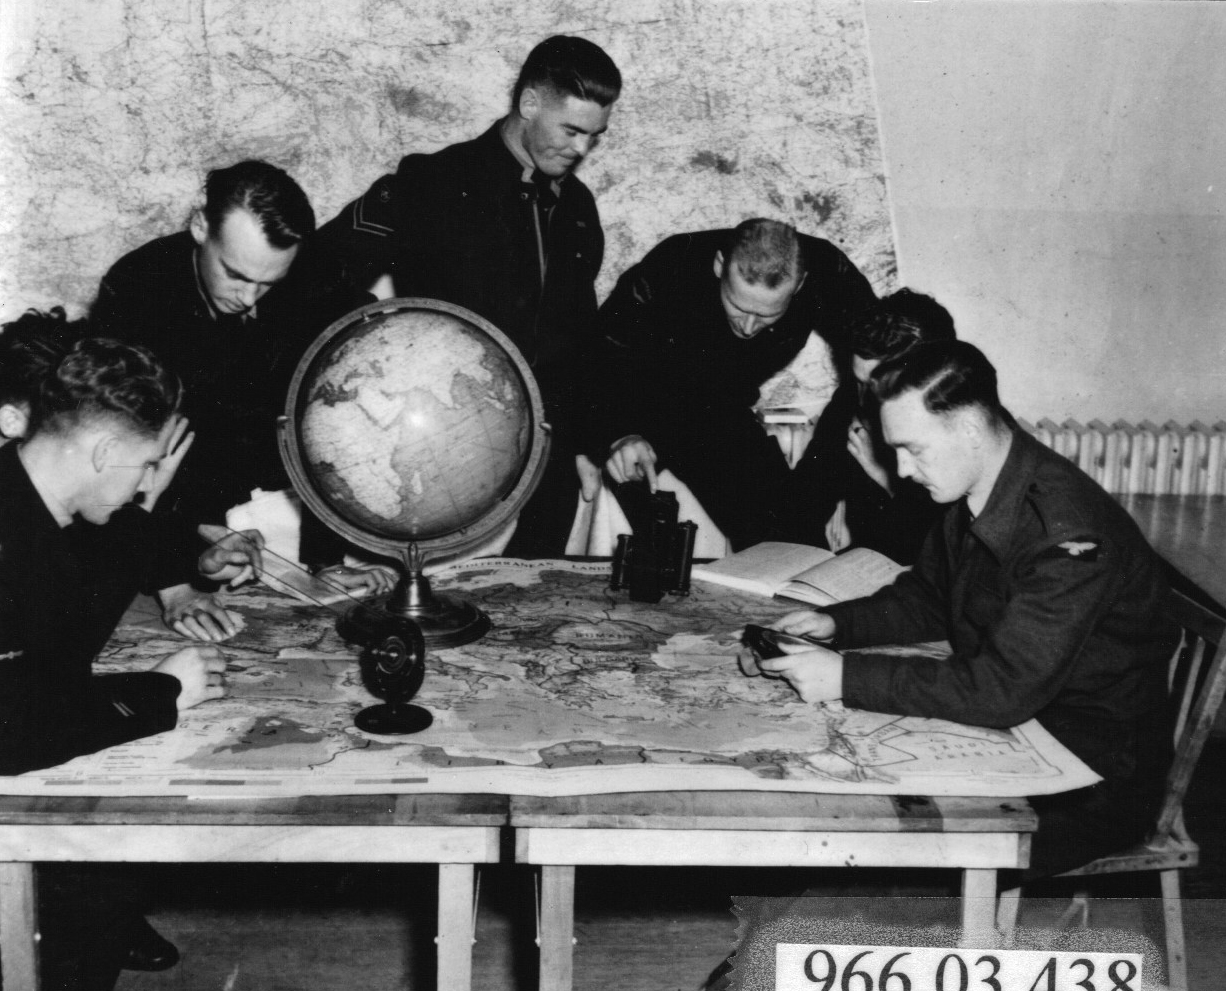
[6,561,1097,798]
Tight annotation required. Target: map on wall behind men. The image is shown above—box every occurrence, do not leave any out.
[4,560,1098,799]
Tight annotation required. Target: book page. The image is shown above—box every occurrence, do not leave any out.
[691,542,835,597]
[780,547,907,606]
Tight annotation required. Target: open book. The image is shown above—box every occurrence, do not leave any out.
[691,541,907,607]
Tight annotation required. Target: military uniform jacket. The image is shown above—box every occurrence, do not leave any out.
[91,231,368,523]
[0,444,185,775]
[828,428,1177,745]
[314,121,605,448]
[586,230,874,457]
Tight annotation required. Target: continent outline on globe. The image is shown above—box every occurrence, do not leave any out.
[279,296,552,564]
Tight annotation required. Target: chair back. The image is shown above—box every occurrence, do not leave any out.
[1155,589,1226,838]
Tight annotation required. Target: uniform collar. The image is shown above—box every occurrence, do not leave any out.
[2,442,70,532]
[966,426,1042,557]
[494,117,563,197]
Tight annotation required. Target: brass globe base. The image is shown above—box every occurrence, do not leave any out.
[382,572,492,649]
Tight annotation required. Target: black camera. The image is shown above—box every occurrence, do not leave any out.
[609,487,697,603]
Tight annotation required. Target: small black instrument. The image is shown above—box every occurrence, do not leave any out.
[336,603,432,734]
[608,486,697,603]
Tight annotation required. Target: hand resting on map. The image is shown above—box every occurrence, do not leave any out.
[316,563,397,597]
[152,643,228,710]
[158,584,246,642]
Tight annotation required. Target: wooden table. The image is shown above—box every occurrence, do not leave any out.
[1121,494,1226,612]
[512,791,1036,991]
[0,563,1054,991]
[0,793,504,990]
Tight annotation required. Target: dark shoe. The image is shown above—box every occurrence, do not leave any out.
[122,916,180,972]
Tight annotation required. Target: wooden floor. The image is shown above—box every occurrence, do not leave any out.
[98,736,1226,991]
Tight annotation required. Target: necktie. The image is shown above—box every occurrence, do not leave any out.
[531,170,557,228]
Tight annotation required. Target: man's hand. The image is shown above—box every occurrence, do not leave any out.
[158,584,244,642]
[756,644,844,703]
[605,436,658,489]
[772,609,838,641]
[847,417,891,494]
[152,644,228,711]
[143,415,194,512]
[199,529,265,588]
[316,563,397,598]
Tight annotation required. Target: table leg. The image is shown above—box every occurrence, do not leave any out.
[0,862,39,990]
[960,868,999,947]
[538,865,575,991]
[437,863,474,991]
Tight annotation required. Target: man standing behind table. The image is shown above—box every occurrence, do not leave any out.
[313,35,622,557]
[91,160,387,633]
[588,219,875,551]
[762,340,1177,877]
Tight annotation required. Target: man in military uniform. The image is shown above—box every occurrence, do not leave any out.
[588,219,875,551]
[91,160,386,634]
[762,340,1177,877]
[0,331,262,985]
[313,35,622,556]
[91,160,353,526]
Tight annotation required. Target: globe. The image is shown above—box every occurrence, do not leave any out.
[279,297,550,648]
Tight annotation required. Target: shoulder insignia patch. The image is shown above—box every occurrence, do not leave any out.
[351,180,396,237]
[1053,539,1100,561]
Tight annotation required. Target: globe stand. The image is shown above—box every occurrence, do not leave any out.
[381,544,491,649]
[279,297,552,654]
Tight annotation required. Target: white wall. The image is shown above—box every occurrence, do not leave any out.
[866,0,1226,425]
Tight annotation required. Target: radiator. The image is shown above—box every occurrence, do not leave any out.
[1020,419,1226,496]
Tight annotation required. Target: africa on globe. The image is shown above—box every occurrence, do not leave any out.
[299,307,532,539]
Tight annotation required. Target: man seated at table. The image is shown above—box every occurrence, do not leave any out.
[776,289,956,563]
[587,218,875,550]
[760,339,1178,877]
[90,159,389,631]
[0,328,263,985]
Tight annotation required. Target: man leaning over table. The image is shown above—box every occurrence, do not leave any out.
[760,339,1178,878]
[0,330,261,986]
[90,160,390,637]
[587,218,874,551]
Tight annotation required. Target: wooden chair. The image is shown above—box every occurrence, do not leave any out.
[996,588,1226,991]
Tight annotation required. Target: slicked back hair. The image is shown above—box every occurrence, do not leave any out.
[872,339,1008,430]
[33,337,181,439]
[511,35,622,110]
[725,219,803,290]
[202,160,315,250]
[851,289,956,362]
